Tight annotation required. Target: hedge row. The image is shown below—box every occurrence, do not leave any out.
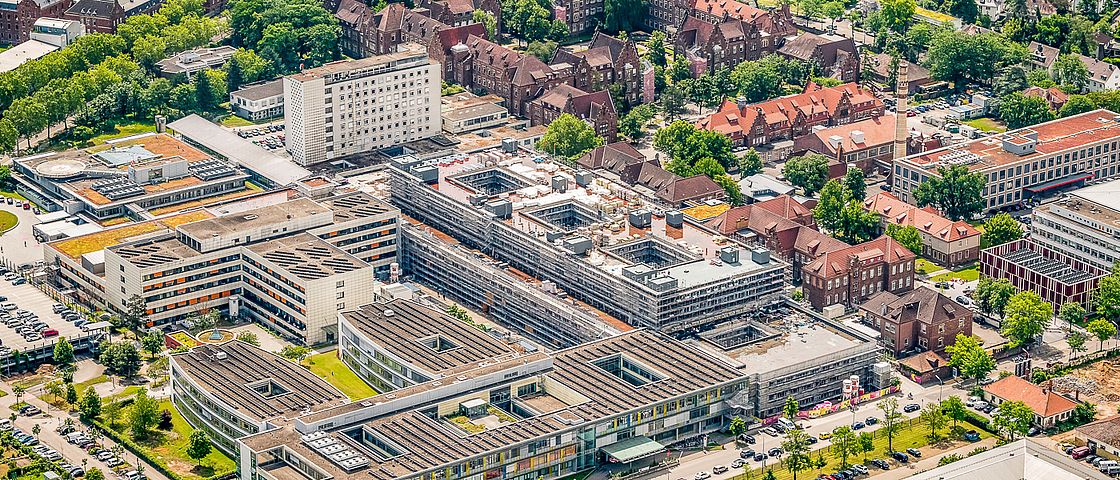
[88,418,234,480]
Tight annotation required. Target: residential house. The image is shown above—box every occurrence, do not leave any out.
[1027,41,1060,71]
[777,32,860,83]
[697,82,883,148]
[982,375,1079,429]
[1023,85,1069,111]
[706,195,844,283]
[417,0,500,31]
[897,350,953,385]
[802,235,916,310]
[528,84,618,141]
[860,286,973,356]
[674,16,777,73]
[456,35,574,117]
[62,0,159,34]
[867,53,935,94]
[864,192,982,266]
[574,142,726,206]
[552,32,643,107]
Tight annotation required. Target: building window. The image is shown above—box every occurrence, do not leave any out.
[336,291,345,299]
[337,302,346,310]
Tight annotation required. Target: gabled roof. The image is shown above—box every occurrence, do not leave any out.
[897,350,947,374]
[864,192,980,242]
[861,286,969,327]
[466,34,524,72]
[435,23,486,48]
[376,2,407,31]
[983,375,1079,417]
[1076,415,1120,447]
[698,83,881,139]
[656,175,725,203]
[804,235,915,278]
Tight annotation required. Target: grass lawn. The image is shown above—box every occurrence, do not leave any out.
[74,375,108,395]
[963,118,1007,133]
[739,421,993,480]
[219,114,268,128]
[110,400,236,480]
[303,352,379,400]
[931,264,981,282]
[89,122,157,145]
[0,211,17,234]
[966,219,986,234]
[915,258,939,275]
[0,189,26,201]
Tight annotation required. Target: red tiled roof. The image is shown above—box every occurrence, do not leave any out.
[805,235,915,279]
[697,83,881,141]
[864,192,980,242]
[983,375,1079,417]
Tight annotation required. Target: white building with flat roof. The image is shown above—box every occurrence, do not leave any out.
[1032,179,1120,271]
[284,44,440,166]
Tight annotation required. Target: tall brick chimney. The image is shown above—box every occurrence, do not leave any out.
[893,61,909,162]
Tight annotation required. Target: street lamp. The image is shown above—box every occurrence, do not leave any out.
[934,372,944,403]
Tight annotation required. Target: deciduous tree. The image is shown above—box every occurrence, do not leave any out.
[537,113,604,161]
[912,165,985,220]
[991,400,1033,439]
[830,426,858,468]
[1000,92,1057,129]
[886,224,923,255]
[946,333,996,385]
[186,430,212,465]
[783,154,830,196]
[982,213,1023,247]
[877,397,904,452]
[1087,318,1117,351]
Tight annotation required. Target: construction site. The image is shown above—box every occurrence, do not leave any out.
[1050,359,1120,417]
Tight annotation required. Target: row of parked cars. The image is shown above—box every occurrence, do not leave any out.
[1066,444,1120,476]
[1,419,85,478]
[64,428,143,480]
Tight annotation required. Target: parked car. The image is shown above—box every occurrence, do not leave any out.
[730,459,744,469]
[955,295,972,305]
[713,466,728,474]
[889,451,909,463]
[865,417,878,425]
[806,436,818,445]
[753,454,766,462]
[819,431,833,440]
[906,448,922,458]
[740,449,756,459]
[761,428,778,437]
[105,458,122,468]
[903,403,921,413]
[850,465,868,475]
[768,448,783,457]
[694,472,711,480]
[851,422,865,430]
[870,459,890,470]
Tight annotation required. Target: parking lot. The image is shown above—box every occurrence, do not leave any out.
[237,124,285,152]
[0,275,87,352]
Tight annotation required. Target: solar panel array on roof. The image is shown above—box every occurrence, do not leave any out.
[91,178,145,200]
[189,159,238,180]
[300,432,370,472]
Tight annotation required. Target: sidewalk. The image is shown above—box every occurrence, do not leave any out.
[0,380,170,480]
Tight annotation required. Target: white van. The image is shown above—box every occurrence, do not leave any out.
[0,419,11,431]
[1098,460,1118,472]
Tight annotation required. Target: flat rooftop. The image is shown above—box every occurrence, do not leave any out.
[172,341,348,422]
[231,79,284,101]
[422,155,780,289]
[319,191,395,223]
[289,44,428,82]
[240,329,742,480]
[246,233,367,281]
[49,210,214,260]
[905,109,1120,173]
[341,300,521,376]
[728,314,868,376]
[179,198,329,239]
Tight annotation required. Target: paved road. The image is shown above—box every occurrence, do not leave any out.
[652,377,970,480]
[0,380,170,480]
[0,201,44,266]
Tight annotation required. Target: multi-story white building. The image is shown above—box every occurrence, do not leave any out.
[284,44,440,166]
[230,80,284,121]
[893,109,1120,213]
[45,188,399,344]
[1032,179,1120,271]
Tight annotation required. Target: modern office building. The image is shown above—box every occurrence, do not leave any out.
[45,188,400,344]
[980,239,1108,312]
[12,133,250,220]
[222,304,746,480]
[1032,179,1120,272]
[893,109,1120,213]
[284,43,441,166]
[389,150,787,340]
[169,341,348,453]
[399,221,623,349]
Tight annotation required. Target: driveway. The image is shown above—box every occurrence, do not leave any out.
[0,201,44,266]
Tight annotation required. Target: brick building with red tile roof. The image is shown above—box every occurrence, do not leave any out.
[982,375,1079,428]
[802,235,916,310]
[864,192,982,266]
[697,82,884,148]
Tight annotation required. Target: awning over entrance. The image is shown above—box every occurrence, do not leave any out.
[1025,173,1093,193]
[601,437,666,463]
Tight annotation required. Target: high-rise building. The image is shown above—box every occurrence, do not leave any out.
[284,43,440,166]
